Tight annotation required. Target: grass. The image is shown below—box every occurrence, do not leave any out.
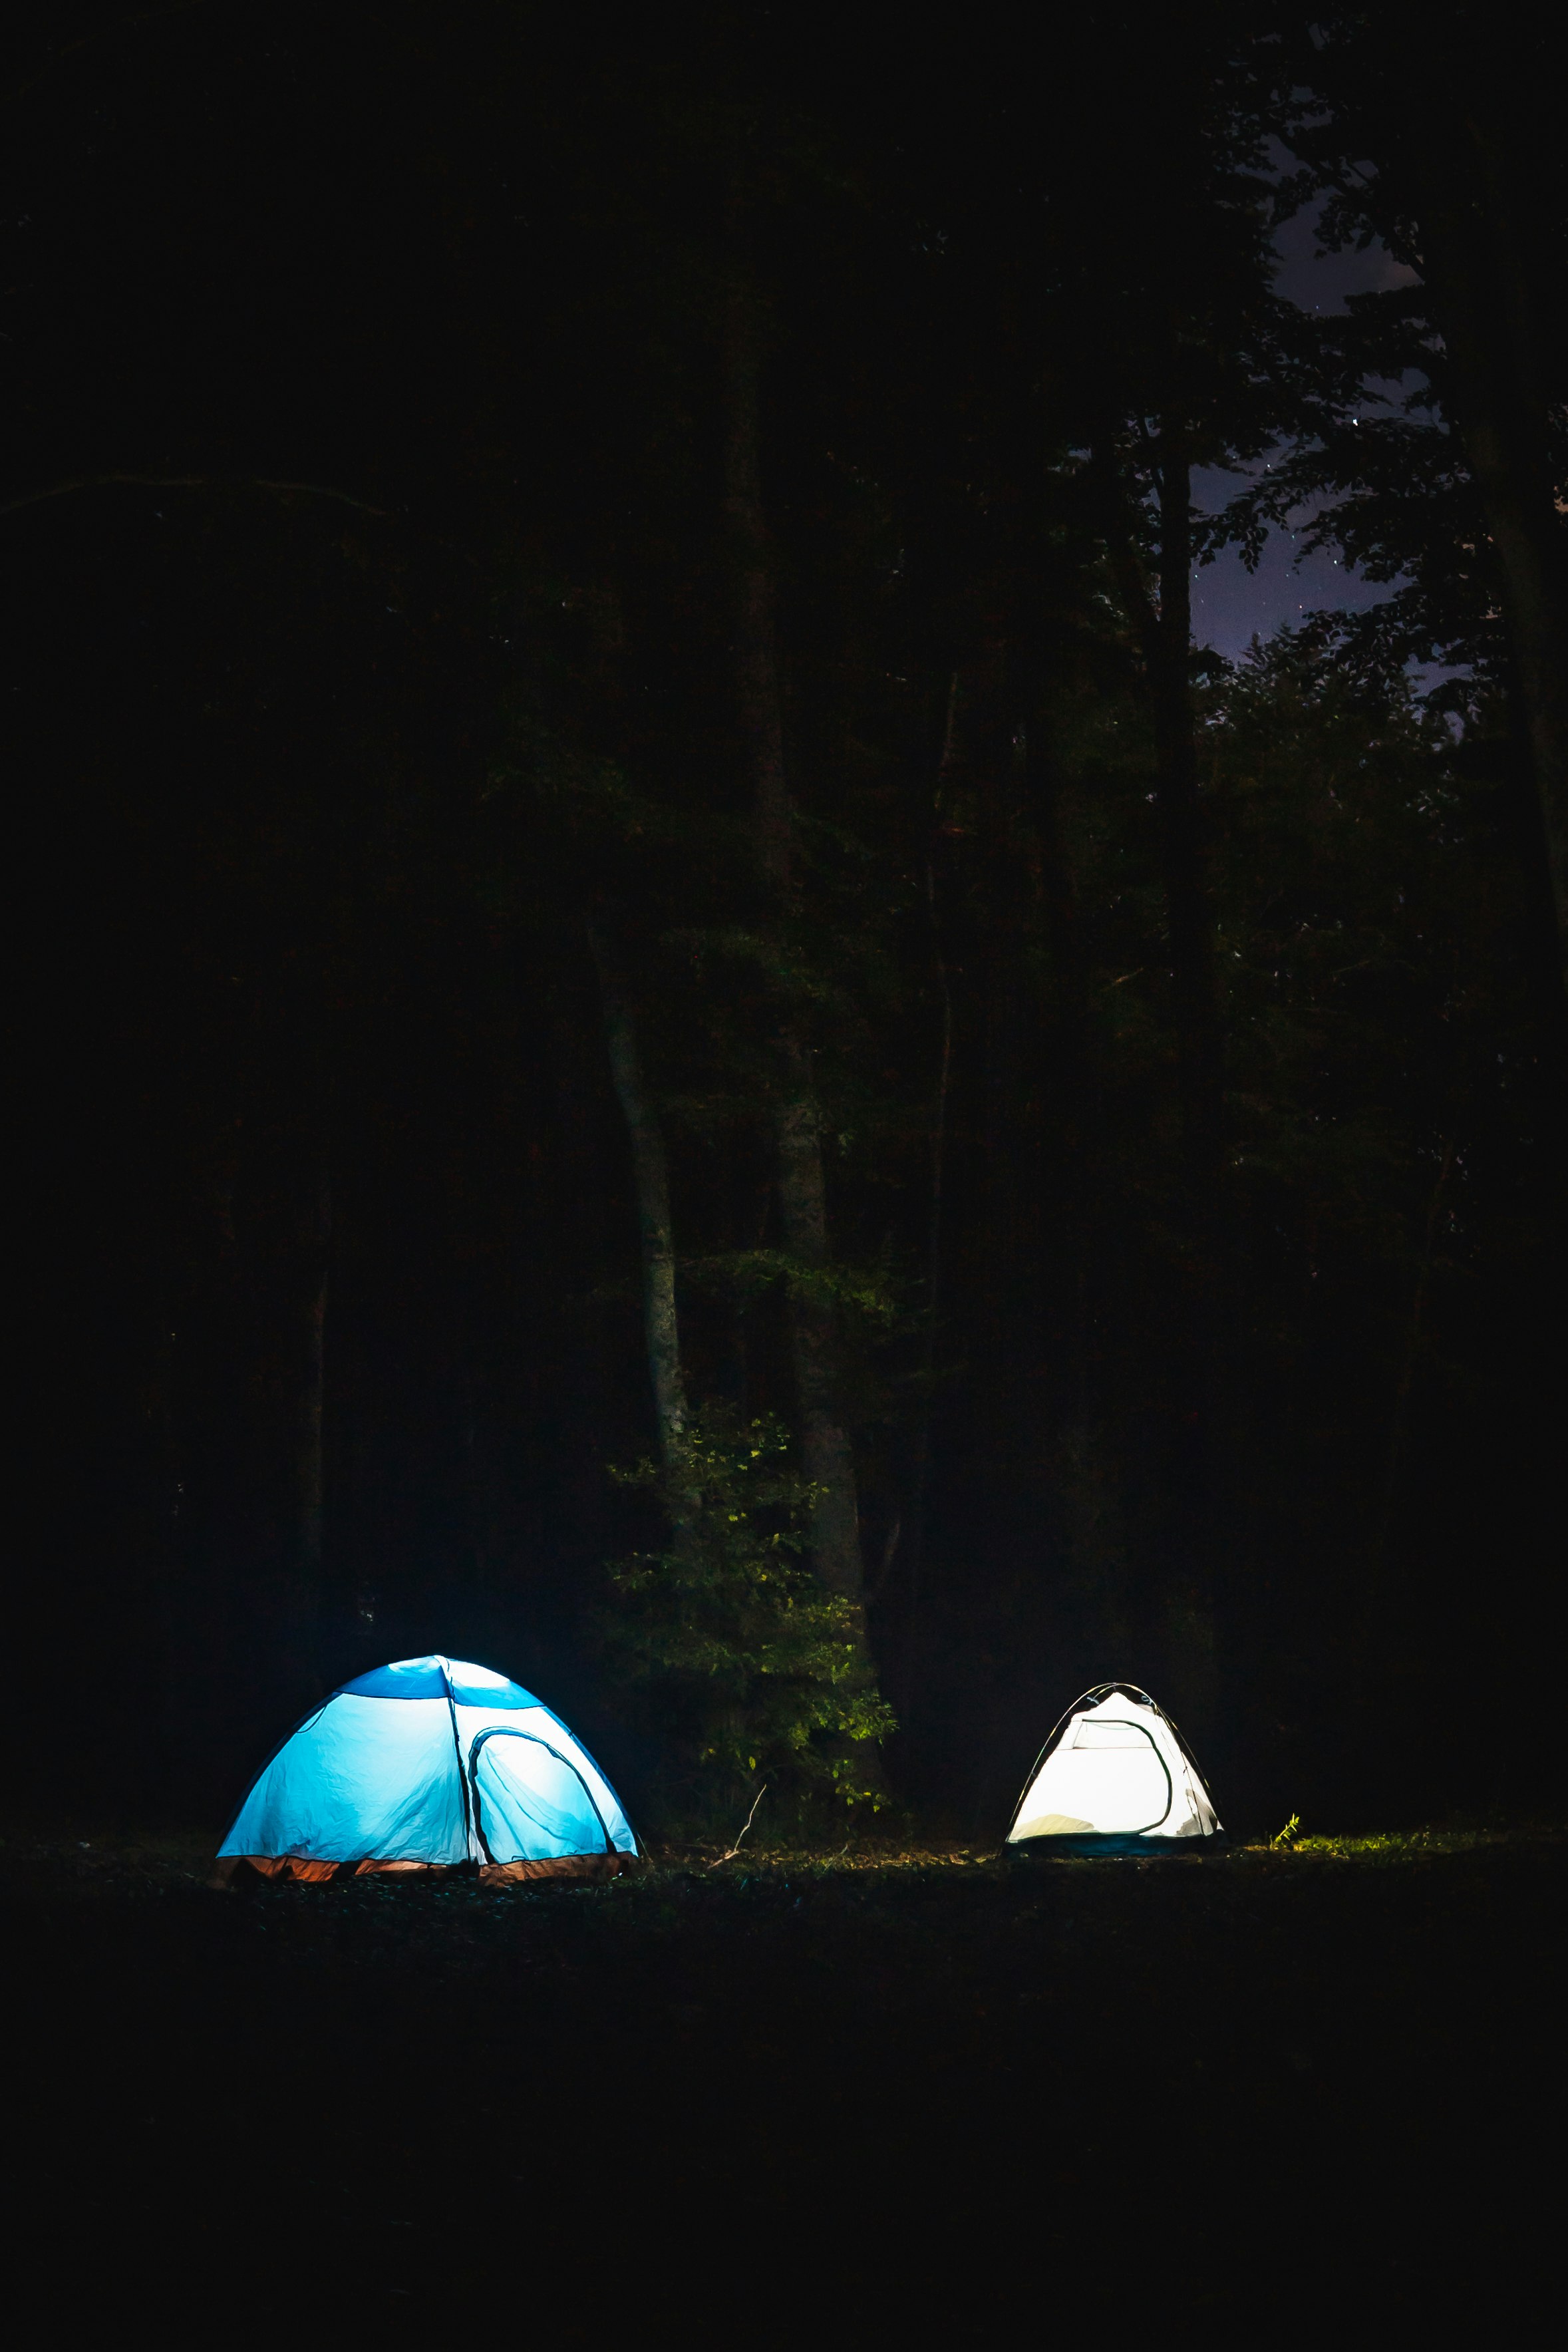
[6,1814,1550,1883]
[1,1814,1555,1916]
[1276,1824,1540,1859]
[5,1814,1557,2329]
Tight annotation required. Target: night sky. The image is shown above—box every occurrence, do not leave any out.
[1193,198,1420,657]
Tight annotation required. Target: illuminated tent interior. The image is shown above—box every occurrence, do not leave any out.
[1006,1684,1221,1854]
[214,1654,639,1884]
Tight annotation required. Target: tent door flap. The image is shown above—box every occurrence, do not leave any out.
[467,1727,613,1864]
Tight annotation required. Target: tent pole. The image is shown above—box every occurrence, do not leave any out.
[440,1657,473,1859]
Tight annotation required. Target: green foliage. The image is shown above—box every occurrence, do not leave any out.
[1271,1813,1303,1850]
[605,1409,895,1811]
[680,1247,903,1327]
[1281,1828,1497,1862]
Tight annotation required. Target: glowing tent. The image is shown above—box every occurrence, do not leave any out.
[1005,1683,1221,1854]
[214,1654,638,1885]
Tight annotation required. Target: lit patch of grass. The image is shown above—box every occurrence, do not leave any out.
[1243,1824,1559,1864]
[641,1836,1001,1882]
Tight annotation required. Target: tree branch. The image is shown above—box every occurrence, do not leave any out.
[1091,444,1162,665]
[0,474,391,522]
[705,1784,767,1867]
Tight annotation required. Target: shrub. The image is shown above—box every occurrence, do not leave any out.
[605,1409,894,1813]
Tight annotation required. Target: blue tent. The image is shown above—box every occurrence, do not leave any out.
[215,1654,638,1885]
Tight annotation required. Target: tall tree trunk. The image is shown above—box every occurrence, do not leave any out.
[898,672,959,1627]
[1098,427,1221,1736]
[1022,690,1090,1178]
[288,1163,329,1700]
[1096,429,1223,1193]
[722,224,867,1609]
[589,925,688,1466]
[1151,438,1225,1203]
[1375,1134,1456,1577]
[1417,214,1568,997]
[773,1063,865,1599]
[975,651,1037,1366]
[1022,685,1132,1665]
[299,1177,329,1586]
[1152,435,1221,1737]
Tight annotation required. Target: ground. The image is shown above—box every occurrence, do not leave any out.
[8,1822,1555,2332]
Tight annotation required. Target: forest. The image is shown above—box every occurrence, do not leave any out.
[7,4,1564,2327]
[9,5,1565,1841]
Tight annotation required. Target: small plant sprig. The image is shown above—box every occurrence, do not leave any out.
[1271,1812,1302,1850]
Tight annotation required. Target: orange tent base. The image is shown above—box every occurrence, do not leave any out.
[209,1852,634,1888]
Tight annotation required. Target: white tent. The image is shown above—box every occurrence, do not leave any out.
[1006,1683,1221,1850]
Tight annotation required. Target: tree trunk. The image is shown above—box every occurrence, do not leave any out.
[899,673,959,1622]
[773,1059,865,1599]
[1151,438,1225,1204]
[288,1163,330,1701]
[1152,436,1221,1737]
[589,925,689,1466]
[1098,428,1221,1737]
[976,654,1036,1363]
[723,228,791,893]
[1414,146,1568,997]
[722,224,867,1610]
[1096,430,1224,1196]
[299,1178,329,1587]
